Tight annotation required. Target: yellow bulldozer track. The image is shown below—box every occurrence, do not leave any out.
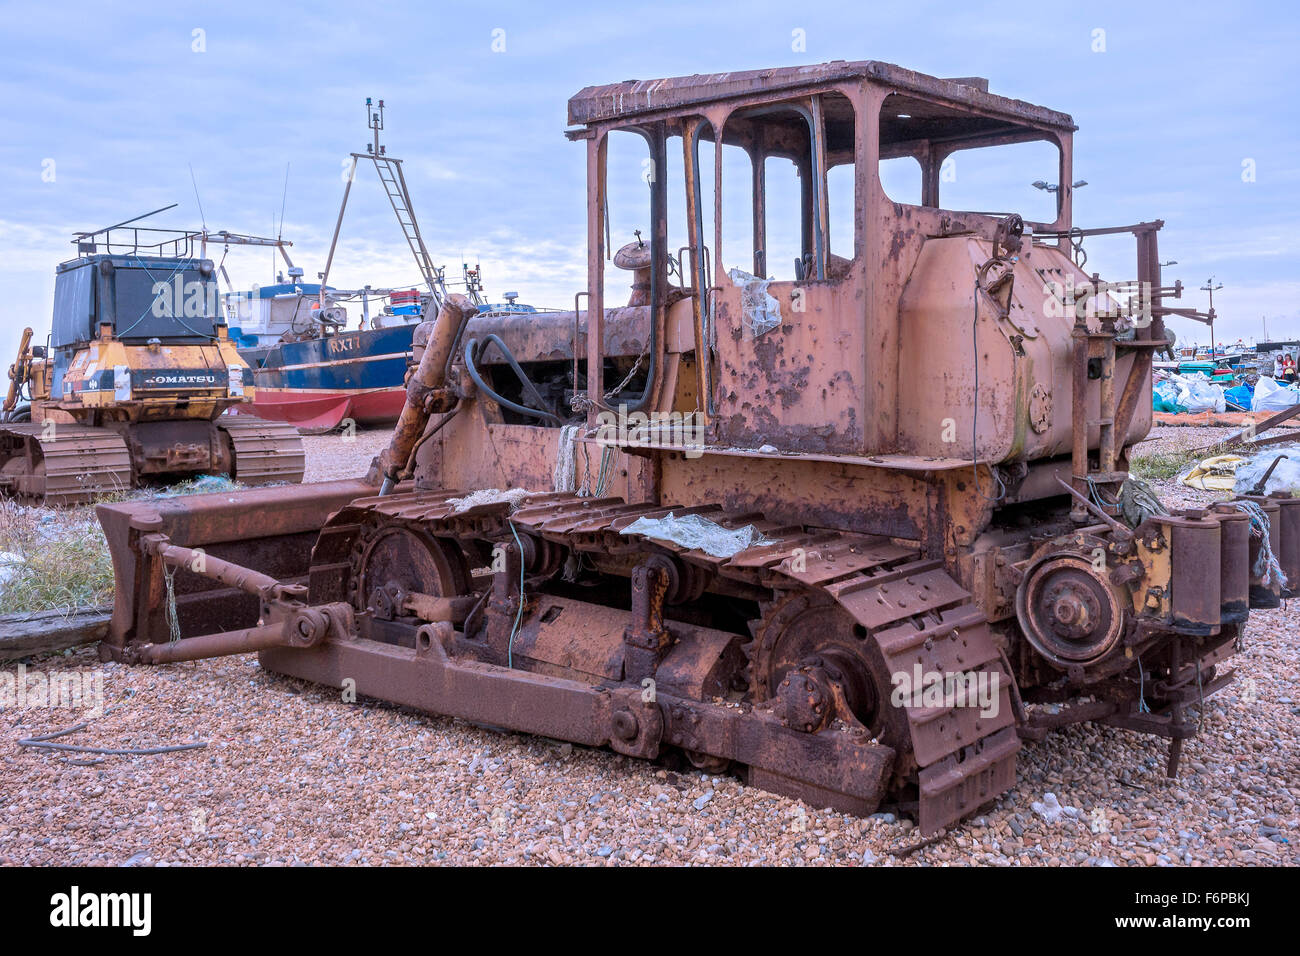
[0,423,133,506]
[217,417,306,487]
[0,417,304,507]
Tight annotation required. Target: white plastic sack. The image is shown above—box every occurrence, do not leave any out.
[1153,381,1181,404]
[1252,376,1300,413]
[728,268,781,337]
[1233,446,1300,496]
[1182,380,1225,413]
[619,511,774,558]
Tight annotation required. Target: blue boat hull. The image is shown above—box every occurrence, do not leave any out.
[237,324,415,429]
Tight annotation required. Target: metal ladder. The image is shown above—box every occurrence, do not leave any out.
[320,99,449,317]
[369,154,445,310]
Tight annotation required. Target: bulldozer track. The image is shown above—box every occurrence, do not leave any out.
[313,489,1021,832]
[0,423,132,506]
[218,416,306,486]
[0,416,304,505]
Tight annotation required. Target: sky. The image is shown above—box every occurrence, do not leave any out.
[1,0,1297,366]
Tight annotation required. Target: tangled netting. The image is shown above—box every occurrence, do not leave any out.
[1224,499,1287,593]
[553,423,581,493]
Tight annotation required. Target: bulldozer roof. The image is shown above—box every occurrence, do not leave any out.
[567,59,1077,132]
[56,251,204,273]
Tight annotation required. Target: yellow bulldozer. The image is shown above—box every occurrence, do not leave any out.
[2,214,304,505]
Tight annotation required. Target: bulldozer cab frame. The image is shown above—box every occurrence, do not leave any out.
[569,63,1077,435]
[565,62,1221,533]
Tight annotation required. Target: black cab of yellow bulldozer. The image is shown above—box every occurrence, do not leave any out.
[49,251,226,406]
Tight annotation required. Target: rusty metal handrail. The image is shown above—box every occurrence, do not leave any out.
[573,291,589,406]
[1031,219,1164,240]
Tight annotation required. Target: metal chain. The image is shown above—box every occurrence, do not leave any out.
[604,343,649,401]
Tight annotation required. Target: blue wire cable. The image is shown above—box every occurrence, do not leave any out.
[507,520,525,668]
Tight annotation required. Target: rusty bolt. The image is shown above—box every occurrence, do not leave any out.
[612,710,639,741]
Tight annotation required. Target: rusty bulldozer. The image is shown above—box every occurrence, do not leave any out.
[96,62,1287,833]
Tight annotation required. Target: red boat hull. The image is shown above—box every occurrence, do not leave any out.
[234,387,407,432]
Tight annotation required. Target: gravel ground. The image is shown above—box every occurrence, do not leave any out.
[299,427,392,483]
[0,426,1296,867]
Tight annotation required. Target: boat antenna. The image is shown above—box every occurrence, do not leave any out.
[277,162,290,241]
[189,163,207,231]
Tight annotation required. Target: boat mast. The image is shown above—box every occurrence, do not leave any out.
[320,98,448,316]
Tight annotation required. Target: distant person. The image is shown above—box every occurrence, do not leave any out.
[1282,354,1298,384]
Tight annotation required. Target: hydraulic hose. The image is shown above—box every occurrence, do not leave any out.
[464,337,564,426]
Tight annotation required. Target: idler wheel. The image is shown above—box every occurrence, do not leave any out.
[747,592,906,747]
[354,522,469,618]
[1016,553,1124,667]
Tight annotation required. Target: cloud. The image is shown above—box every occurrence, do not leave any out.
[3,0,1297,365]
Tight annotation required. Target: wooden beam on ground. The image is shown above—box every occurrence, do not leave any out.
[1193,403,1300,457]
[0,607,111,660]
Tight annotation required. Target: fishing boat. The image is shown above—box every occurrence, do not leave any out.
[226,274,541,432]
[221,97,545,432]
[224,273,415,430]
